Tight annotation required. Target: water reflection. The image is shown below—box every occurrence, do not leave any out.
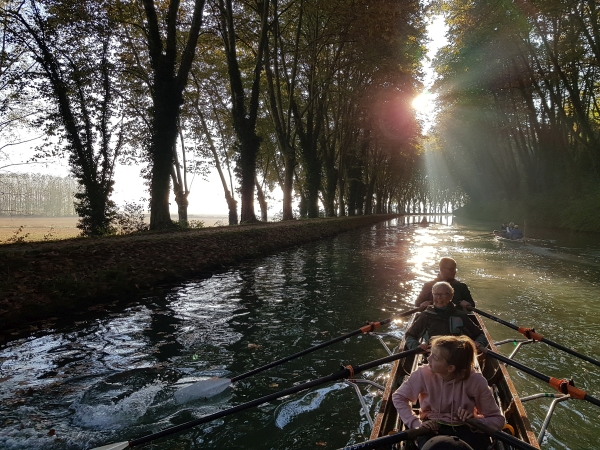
[1,218,599,449]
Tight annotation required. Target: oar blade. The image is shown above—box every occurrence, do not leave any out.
[174,377,232,404]
[89,441,129,450]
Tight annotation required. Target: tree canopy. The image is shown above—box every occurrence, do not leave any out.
[431,0,600,212]
[0,0,433,231]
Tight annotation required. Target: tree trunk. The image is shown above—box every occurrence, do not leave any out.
[218,0,269,224]
[227,194,238,225]
[282,153,295,220]
[338,174,346,217]
[238,133,260,222]
[255,176,268,221]
[149,84,179,230]
[171,167,189,226]
[195,102,238,225]
[142,0,206,230]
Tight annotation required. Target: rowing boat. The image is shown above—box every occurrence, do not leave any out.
[493,231,525,244]
[369,313,540,449]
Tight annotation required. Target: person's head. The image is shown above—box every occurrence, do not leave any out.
[509,222,514,227]
[431,281,454,309]
[421,436,474,450]
[428,335,476,381]
[438,257,457,281]
[514,225,519,229]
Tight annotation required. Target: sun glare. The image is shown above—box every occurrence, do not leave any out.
[412,92,433,112]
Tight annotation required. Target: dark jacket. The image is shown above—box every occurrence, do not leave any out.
[415,276,475,309]
[510,228,523,240]
[405,304,488,350]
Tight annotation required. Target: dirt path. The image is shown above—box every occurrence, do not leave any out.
[0,215,399,337]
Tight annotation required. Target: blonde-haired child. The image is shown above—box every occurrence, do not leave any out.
[393,335,504,449]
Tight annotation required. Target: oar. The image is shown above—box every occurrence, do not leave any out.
[482,348,600,408]
[469,307,600,368]
[339,419,538,450]
[90,347,422,450]
[174,307,424,402]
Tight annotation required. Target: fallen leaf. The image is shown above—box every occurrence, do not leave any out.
[316,442,327,446]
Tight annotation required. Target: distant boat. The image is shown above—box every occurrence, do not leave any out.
[493,230,525,243]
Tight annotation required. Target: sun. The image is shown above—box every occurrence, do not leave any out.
[412,92,433,112]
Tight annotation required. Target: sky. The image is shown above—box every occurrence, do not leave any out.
[0,16,448,217]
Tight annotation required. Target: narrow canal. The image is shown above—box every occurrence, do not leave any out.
[1,217,599,450]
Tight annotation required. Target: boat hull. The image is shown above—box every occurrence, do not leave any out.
[493,231,525,244]
[369,313,540,449]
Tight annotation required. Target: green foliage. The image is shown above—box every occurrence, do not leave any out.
[455,186,600,233]
[113,201,148,235]
[431,0,600,207]
[561,187,600,232]
[75,187,117,237]
[187,219,205,229]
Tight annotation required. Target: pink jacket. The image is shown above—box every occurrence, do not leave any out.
[392,365,505,430]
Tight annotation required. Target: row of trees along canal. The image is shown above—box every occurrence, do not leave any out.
[0,0,467,236]
[0,173,77,216]
[429,0,600,228]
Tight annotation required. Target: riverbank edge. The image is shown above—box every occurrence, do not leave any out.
[453,196,600,233]
[0,214,399,335]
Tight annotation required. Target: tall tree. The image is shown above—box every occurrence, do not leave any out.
[122,0,207,230]
[211,0,270,223]
[5,0,125,235]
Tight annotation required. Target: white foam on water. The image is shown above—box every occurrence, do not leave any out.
[173,377,231,403]
[274,382,346,429]
[71,381,165,430]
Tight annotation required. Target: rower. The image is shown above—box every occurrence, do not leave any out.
[415,257,474,311]
[510,225,523,240]
[392,335,505,449]
[406,282,487,352]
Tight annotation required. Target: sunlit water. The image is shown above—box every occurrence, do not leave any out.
[1,217,600,450]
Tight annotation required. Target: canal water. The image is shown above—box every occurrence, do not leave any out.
[1,217,599,450]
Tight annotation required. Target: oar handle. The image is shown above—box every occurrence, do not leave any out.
[339,428,429,450]
[128,348,422,447]
[482,349,600,408]
[465,419,538,450]
[231,318,392,383]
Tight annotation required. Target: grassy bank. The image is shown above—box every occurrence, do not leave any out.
[0,214,398,334]
[453,190,600,233]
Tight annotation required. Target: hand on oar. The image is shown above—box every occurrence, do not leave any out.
[90,347,423,450]
[338,428,430,450]
[464,418,539,450]
[481,347,600,408]
[468,306,600,368]
[339,418,538,450]
[174,307,425,403]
